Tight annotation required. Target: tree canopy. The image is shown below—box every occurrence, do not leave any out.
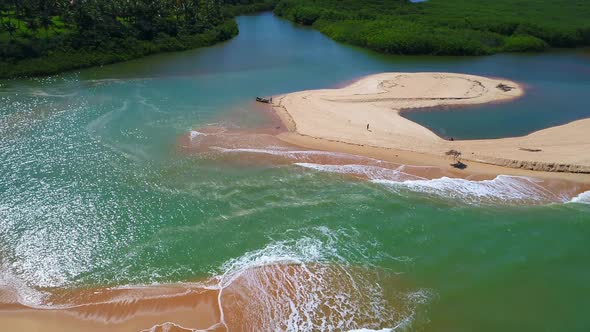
[0,0,276,77]
[274,0,590,55]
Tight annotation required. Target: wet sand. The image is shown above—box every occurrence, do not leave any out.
[176,98,590,200]
[177,123,590,203]
[270,72,590,181]
[0,263,408,332]
[0,285,222,332]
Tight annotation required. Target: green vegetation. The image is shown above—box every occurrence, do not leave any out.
[274,0,590,55]
[3,0,588,77]
[0,0,276,78]
[224,0,278,16]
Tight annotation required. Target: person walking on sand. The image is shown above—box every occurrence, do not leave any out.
[366,123,370,131]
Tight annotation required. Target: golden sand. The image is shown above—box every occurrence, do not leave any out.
[271,72,590,182]
[0,263,406,332]
[0,285,222,332]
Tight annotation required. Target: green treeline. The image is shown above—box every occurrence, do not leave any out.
[274,0,590,55]
[3,0,589,78]
[0,0,276,78]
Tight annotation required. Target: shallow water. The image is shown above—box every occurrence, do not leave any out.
[402,55,590,139]
[1,12,590,332]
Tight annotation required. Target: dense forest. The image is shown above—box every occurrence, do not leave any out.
[274,0,590,55]
[2,0,590,78]
[0,0,276,78]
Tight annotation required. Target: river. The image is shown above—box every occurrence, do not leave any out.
[1,12,589,331]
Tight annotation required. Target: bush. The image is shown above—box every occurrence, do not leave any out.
[503,34,548,52]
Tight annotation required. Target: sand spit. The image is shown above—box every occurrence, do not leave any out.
[272,72,590,181]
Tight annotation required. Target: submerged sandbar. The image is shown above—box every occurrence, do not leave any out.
[272,72,590,180]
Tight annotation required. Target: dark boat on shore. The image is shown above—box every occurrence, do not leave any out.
[256,97,272,104]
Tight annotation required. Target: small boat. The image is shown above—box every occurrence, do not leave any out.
[256,97,271,104]
[496,83,514,92]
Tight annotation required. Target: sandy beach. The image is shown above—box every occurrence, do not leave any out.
[271,72,590,182]
[0,285,222,332]
[0,263,404,332]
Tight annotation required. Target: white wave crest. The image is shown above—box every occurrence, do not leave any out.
[295,162,562,205]
[190,130,206,140]
[0,264,49,307]
[295,163,424,182]
[210,147,375,163]
[569,190,590,204]
[208,227,424,331]
[29,89,78,98]
[373,175,561,205]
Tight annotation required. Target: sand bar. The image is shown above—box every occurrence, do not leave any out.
[272,72,590,182]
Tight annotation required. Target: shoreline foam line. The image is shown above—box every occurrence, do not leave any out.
[271,72,590,182]
[0,229,423,331]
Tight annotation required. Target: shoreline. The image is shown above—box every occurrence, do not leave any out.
[0,262,408,332]
[0,20,239,80]
[270,72,590,183]
[0,284,222,332]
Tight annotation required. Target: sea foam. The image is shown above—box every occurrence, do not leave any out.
[207,227,424,331]
[190,130,206,140]
[0,264,49,307]
[569,190,590,204]
[211,146,350,158]
[296,163,564,205]
[374,175,562,204]
[295,163,425,182]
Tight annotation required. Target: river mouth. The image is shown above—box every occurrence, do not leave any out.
[2,12,590,332]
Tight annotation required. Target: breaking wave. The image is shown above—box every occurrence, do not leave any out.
[0,264,49,307]
[0,227,427,331]
[206,227,425,331]
[210,146,354,159]
[208,146,579,206]
[28,90,79,98]
[373,175,566,205]
[295,163,425,182]
[295,162,569,205]
[189,130,206,140]
[569,190,590,204]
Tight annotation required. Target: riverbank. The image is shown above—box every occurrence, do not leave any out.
[0,20,239,79]
[274,0,590,55]
[271,72,590,183]
[0,1,278,79]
